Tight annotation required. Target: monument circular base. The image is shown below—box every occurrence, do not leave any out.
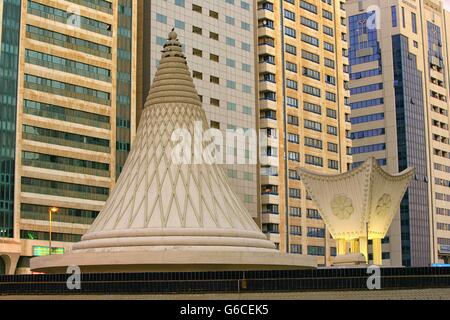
[31,249,317,273]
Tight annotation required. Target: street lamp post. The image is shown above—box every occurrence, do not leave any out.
[48,207,58,255]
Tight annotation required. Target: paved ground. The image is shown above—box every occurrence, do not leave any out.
[2,288,450,300]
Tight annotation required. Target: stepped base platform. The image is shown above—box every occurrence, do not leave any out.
[31,249,317,274]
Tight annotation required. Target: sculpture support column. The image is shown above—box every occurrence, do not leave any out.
[337,239,347,255]
[359,237,368,263]
[373,238,382,265]
[350,239,360,254]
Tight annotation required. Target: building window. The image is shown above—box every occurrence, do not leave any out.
[288,133,300,144]
[411,12,417,34]
[210,10,219,19]
[210,121,220,129]
[192,26,202,35]
[285,44,297,55]
[175,0,185,7]
[304,119,322,132]
[300,1,317,14]
[209,98,220,107]
[210,76,220,84]
[287,97,299,108]
[286,79,298,90]
[288,115,299,126]
[307,227,325,238]
[302,50,319,63]
[290,244,302,254]
[304,102,321,114]
[307,208,321,219]
[305,154,323,167]
[192,4,202,13]
[326,108,337,119]
[391,6,397,27]
[262,223,279,234]
[301,33,319,47]
[303,84,321,97]
[284,9,295,21]
[308,245,325,256]
[289,207,301,217]
[288,151,300,162]
[210,32,219,40]
[285,26,296,38]
[290,225,302,236]
[192,71,203,79]
[351,143,386,155]
[401,7,406,28]
[305,137,322,150]
[351,113,385,124]
[210,54,219,62]
[301,16,318,30]
[328,142,338,153]
[156,13,167,24]
[289,188,301,199]
[328,159,339,170]
[327,125,337,136]
[193,48,202,57]
[175,19,185,30]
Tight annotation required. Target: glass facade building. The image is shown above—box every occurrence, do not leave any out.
[0,0,21,239]
[347,0,450,266]
[0,0,137,274]
[392,35,430,266]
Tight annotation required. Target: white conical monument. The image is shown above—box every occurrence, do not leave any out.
[31,31,316,273]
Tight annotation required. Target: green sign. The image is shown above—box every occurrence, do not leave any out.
[32,246,65,256]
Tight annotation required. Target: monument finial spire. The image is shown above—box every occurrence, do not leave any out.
[144,30,200,107]
[169,28,177,40]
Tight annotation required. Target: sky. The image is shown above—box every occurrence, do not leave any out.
[445,0,450,11]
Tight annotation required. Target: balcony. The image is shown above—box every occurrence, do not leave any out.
[259,80,277,92]
[259,98,277,112]
[262,185,278,196]
[262,213,280,224]
[266,232,280,243]
[260,174,279,185]
[257,39,276,56]
[257,2,275,17]
[261,194,280,204]
[258,25,275,38]
[258,64,276,76]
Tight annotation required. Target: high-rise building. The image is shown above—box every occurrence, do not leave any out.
[347,0,450,266]
[257,0,352,265]
[137,0,259,219]
[0,0,137,274]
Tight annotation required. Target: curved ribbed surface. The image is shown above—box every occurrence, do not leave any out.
[145,31,202,108]
[69,30,277,254]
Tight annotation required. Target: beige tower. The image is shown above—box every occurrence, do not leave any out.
[257,0,352,266]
